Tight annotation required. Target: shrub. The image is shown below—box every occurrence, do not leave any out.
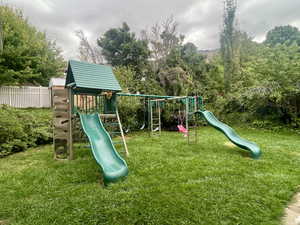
[0,106,52,157]
[117,96,142,130]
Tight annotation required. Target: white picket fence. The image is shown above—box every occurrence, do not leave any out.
[0,86,51,108]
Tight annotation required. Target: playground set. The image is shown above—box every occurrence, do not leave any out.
[52,60,261,185]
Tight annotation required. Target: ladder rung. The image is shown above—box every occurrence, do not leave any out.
[99,114,117,118]
[104,122,119,125]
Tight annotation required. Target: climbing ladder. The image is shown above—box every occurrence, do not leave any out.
[185,98,198,144]
[101,109,129,156]
[187,113,198,144]
[150,101,161,136]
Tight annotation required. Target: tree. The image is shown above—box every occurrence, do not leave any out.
[264,25,300,46]
[0,19,3,53]
[75,30,103,64]
[220,0,240,93]
[238,43,300,126]
[0,6,64,86]
[158,66,193,96]
[97,22,150,73]
[141,16,184,72]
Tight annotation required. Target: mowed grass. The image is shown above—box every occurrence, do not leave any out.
[0,127,300,225]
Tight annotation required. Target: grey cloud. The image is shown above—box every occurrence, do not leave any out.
[239,0,300,40]
[3,0,300,58]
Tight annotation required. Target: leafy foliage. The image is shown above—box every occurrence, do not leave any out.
[0,6,65,86]
[113,66,164,129]
[0,106,52,157]
[264,25,300,46]
[158,66,193,96]
[96,18,300,130]
[97,22,150,74]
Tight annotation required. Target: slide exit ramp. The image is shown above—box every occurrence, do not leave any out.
[79,113,128,184]
[195,110,261,159]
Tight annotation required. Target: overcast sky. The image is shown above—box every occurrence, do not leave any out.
[4,0,300,59]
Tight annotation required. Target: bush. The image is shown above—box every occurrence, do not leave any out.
[117,96,143,131]
[0,106,52,157]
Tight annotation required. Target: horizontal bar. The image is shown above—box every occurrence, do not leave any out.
[150,96,188,102]
[117,93,175,99]
[99,114,117,118]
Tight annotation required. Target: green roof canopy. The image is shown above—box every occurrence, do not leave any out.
[65,60,122,94]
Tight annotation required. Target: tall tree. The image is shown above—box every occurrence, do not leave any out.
[0,6,64,86]
[0,19,3,53]
[97,22,150,72]
[158,66,192,96]
[141,16,184,72]
[220,0,240,93]
[264,25,300,46]
[75,30,103,64]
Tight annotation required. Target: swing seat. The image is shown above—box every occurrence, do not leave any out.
[177,125,187,134]
[153,127,160,132]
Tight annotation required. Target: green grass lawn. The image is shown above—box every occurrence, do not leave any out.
[1,127,300,225]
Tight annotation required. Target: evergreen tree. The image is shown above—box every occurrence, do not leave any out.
[97,22,150,74]
[220,0,240,93]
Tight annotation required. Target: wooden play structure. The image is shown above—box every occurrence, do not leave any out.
[51,60,261,184]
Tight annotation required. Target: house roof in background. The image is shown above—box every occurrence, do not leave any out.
[49,77,66,87]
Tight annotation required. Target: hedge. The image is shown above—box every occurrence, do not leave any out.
[0,106,52,157]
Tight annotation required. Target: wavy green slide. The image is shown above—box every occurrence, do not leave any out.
[196,110,261,159]
[79,113,128,184]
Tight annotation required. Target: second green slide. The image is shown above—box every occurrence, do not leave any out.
[196,110,261,159]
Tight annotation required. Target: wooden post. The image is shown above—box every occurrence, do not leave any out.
[185,97,189,144]
[158,102,161,135]
[116,109,129,157]
[52,88,55,159]
[67,87,73,160]
[194,97,198,144]
[150,101,153,135]
[53,88,69,160]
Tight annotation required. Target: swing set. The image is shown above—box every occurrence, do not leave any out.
[148,96,203,143]
[53,60,261,184]
[116,92,204,143]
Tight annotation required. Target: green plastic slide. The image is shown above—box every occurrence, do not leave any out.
[196,110,261,159]
[78,113,128,184]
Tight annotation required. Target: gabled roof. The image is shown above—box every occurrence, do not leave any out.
[65,60,122,93]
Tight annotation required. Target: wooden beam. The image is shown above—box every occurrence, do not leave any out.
[67,87,73,160]
[150,96,187,102]
[99,114,117,119]
[116,109,129,157]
